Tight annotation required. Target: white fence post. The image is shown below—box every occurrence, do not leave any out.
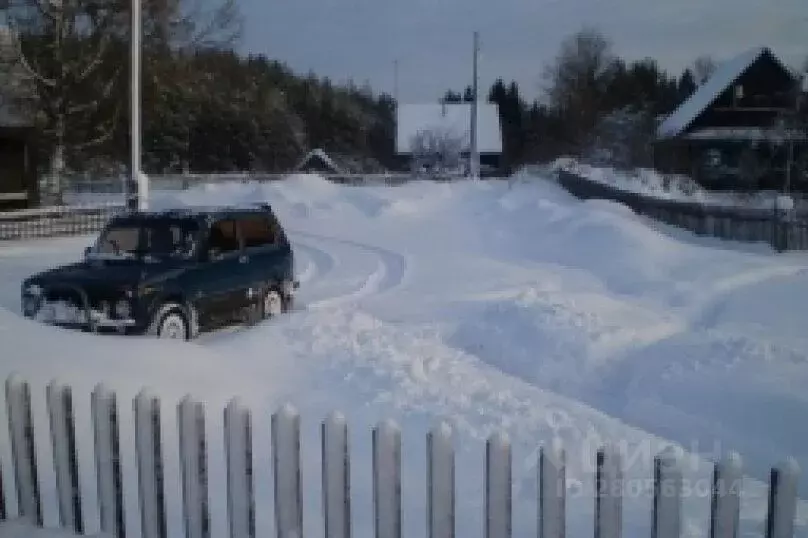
[539,440,565,538]
[272,404,302,538]
[427,422,454,538]
[134,390,167,538]
[765,459,801,538]
[322,411,351,538]
[178,396,210,538]
[91,384,125,538]
[710,452,741,538]
[652,449,682,538]
[486,432,511,538]
[224,399,254,538]
[372,419,401,538]
[595,445,621,538]
[47,380,83,534]
[5,375,42,525]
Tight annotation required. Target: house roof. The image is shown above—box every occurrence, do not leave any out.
[656,47,796,139]
[395,103,503,154]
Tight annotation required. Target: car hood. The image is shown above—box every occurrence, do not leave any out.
[27,258,185,289]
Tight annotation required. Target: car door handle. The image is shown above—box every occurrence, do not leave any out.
[239,255,249,264]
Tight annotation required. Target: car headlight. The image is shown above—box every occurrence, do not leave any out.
[24,283,43,296]
[114,299,132,319]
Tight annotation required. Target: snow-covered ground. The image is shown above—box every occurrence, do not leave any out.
[1,173,807,538]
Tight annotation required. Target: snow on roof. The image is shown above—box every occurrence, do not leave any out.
[395,103,503,154]
[295,148,344,174]
[657,47,786,139]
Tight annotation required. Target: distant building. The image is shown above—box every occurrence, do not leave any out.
[294,148,387,176]
[395,103,503,176]
[295,148,345,175]
[654,47,807,191]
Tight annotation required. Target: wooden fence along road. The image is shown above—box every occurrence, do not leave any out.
[0,377,803,538]
[556,170,808,252]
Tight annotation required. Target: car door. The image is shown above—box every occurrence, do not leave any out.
[194,216,248,320]
[236,212,287,294]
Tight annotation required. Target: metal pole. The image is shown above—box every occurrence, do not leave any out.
[129,0,143,211]
[469,31,480,180]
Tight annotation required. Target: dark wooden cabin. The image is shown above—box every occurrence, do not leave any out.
[0,108,37,210]
[654,47,806,191]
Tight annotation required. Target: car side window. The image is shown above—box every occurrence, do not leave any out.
[208,218,240,258]
[238,215,277,248]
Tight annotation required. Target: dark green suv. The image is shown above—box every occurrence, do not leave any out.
[20,204,298,340]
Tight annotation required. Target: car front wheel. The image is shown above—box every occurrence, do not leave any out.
[155,310,190,340]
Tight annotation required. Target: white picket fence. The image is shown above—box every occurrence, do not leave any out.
[0,375,803,538]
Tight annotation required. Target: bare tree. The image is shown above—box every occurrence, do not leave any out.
[2,0,129,202]
[409,127,465,175]
[542,26,615,151]
[693,55,716,85]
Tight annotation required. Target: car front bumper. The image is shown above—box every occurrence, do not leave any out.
[22,284,139,332]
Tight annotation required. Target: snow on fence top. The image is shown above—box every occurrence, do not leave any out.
[0,376,804,538]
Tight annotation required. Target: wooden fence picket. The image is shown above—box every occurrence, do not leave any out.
[134,390,167,538]
[322,412,351,538]
[652,449,682,538]
[178,396,210,538]
[539,441,565,538]
[224,399,254,538]
[595,445,621,538]
[46,380,83,533]
[765,458,801,538]
[91,384,125,538]
[372,419,401,538]
[272,404,303,538]
[5,375,42,525]
[427,422,454,538]
[710,452,741,538]
[486,432,512,538]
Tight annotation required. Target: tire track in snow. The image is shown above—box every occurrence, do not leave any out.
[291,241,337,284]
[290,230,409,309]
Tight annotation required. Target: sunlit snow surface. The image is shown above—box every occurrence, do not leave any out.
[1,173,807,538]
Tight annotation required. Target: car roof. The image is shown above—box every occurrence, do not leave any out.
[114,204,275,220]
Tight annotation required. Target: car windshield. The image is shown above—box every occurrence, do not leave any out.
[91,218,200,260]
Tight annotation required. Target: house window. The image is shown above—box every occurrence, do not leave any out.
[705,149,722,167]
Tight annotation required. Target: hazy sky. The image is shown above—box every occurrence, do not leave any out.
[237,0,807,103]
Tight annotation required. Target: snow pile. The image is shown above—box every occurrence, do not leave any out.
[2,172,808,538]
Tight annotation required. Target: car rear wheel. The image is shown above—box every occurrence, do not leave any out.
[156,311,189,340]
[262,288,284,319]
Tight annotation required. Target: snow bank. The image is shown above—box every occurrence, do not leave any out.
[2,171,808,538]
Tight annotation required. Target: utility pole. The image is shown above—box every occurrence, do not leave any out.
[469,31,480,180]
[785,72,807,194]
[129,0,146,211]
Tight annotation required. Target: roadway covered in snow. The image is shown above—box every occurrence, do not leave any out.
[1,173,807,538]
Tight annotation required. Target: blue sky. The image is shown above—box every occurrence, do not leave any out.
[237,0,807,103]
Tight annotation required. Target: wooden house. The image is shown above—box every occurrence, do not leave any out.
[654,47,806,191]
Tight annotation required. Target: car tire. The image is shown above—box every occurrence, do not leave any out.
[153,309,190,340]
[261,288,284,319]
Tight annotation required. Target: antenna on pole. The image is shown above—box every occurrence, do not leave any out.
[393,59,400,105]
[469,31,480,180]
